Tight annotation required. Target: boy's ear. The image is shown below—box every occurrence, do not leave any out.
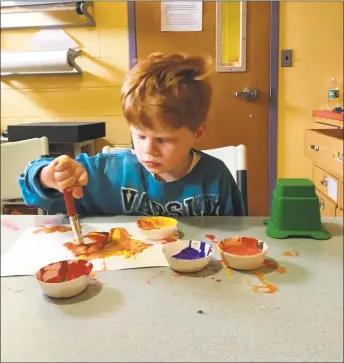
[194,123,207,140]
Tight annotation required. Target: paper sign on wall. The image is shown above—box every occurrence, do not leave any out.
[161,1,203,32]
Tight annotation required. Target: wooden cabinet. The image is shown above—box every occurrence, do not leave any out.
[336,207,344,217]
[312,164,340,203]
[305,128,343,179]
[306,111,343,217]
[315,188,337,217]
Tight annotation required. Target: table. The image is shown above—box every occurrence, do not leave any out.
[1,215,343,362]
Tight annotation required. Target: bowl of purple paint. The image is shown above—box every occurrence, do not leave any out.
[162,240,214,273]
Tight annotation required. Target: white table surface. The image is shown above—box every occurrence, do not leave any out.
[1,215,343,362]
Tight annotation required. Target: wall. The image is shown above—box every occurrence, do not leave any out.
[2,2,343,163]
[1,1,132,151]
[278,1,343,179]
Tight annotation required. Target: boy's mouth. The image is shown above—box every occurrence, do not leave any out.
[143,161,162,168]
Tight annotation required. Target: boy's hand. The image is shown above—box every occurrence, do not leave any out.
[39,155,88,199]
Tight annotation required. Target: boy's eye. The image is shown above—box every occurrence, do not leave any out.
[138,135,146,140]
[157,138,165,143]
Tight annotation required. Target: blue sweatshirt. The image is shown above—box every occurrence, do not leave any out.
[19,150,246,217]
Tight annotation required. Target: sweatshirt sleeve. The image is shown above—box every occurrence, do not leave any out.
[18,153,106,215]
[219,168,247,216]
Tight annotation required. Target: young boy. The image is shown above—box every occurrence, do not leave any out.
[19,53,246,217]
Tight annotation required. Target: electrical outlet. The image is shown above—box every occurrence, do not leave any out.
[281,49,292,67]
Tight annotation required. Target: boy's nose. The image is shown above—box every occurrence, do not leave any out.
[144,140,158,155]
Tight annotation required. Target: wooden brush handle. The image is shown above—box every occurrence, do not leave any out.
[63,190,77,217]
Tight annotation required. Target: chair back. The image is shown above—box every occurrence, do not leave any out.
[1,137,49,200]
[203,145,248,214]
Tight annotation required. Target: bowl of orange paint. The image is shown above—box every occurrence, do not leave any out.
[36,259,93,298]
[136,216,178,240]
[217,237,268,271]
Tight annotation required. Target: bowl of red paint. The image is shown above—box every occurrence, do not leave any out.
[162,240,214,273]
[217,237,268,271]
[36,259,93,298]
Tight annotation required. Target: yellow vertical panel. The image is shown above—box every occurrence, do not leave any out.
[221,1,240,65]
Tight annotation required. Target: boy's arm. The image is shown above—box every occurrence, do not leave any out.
[18,153,104,215]
[220,170,247,216]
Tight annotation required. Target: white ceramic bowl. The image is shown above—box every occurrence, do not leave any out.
[36,259,93,299]
[217,237,268,271]
[162,239,214,273]
[136,216,178,240]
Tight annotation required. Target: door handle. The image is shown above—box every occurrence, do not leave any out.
[233,87,258,101]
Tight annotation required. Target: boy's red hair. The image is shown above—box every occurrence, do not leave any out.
[121,53,212,132]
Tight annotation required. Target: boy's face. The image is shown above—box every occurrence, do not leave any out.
[130,121,204,177]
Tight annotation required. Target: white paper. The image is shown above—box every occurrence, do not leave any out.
[1,222,177,277]
[161,1,203,32]
[327,177,338,202]
[30,29,78,52]
[1,49,74,73]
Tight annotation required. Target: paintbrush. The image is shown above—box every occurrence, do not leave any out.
[63,189,84,245]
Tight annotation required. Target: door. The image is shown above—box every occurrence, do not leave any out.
[134,1,271,216]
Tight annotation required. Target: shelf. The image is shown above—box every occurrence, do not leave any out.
[0,1,95,30]
[312,110,344,129]
[312,110,344,121]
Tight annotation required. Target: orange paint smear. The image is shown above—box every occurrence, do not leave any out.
[89,271,102,285]
[33,225,72,234]
[262,259,287,274]
[160,230,180,244]
[162,235,179,244]
[218,253,233,277]
[220,260,233,277]
[276,266,286,274]
[283,249,299,257]
[249,272,279,294]
[63,227,152,260]
[224,266,233,276]
[101,259,107,271]
[90,271,98,280]
[205,234,216,241]
[246,258,288,294]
